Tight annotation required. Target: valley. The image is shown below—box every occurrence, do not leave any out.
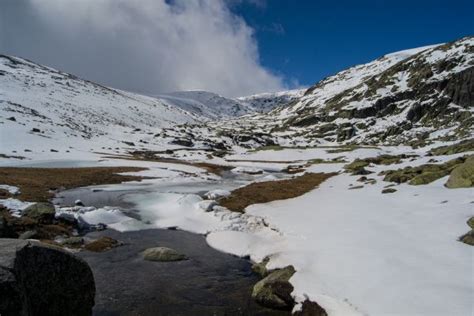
[0,36,473,316]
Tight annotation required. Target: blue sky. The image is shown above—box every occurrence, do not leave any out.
[231,0,474,88]
[1,0,472,96]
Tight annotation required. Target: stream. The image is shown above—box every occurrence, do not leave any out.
[53,167,290,316]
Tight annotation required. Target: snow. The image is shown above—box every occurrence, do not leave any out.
[207,168,473,315]
[0,184,20,195]
[205,189,231,200]
[0,198,34,216]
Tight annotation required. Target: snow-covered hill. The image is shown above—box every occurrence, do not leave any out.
[155,90,255,119]
[273,37,474,145]
[236,88,306,113]
[193,37,473,149]
[0,54,210,157]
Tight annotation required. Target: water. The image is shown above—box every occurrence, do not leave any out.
[55,169,290,315]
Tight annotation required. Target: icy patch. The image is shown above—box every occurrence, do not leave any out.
[55,205,142,232]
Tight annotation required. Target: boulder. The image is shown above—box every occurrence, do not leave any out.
[84,236,121,252]
[251,257,270,277]
[23,202,56,223]
[142,246,187,262]
[0,239,95,316]
[293,300,328,316]
[460,230,474,246]
[468,217,474,229]
[445,156,474,188]
[382,188,397,194]
[252,265,295,310]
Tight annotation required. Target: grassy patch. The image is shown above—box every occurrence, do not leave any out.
[219,172,336,212]
[0,167,146,202]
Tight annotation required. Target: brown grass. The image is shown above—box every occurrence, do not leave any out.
[219,172,337,212]
[0,167,147,202]
[104,152,233,175]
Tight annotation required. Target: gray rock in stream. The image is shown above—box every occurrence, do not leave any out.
[0,239,95,316]
[142,246,187,262]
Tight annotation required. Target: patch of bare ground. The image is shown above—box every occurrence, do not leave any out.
[0,167,147,202]
[219,172,337,212]
[104,151,233,175]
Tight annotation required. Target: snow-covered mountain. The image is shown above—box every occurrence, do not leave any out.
[0,54,207,154]
[195,37,473,149]
[155,90,255,119]
[272,37,474,145]
[236,88,306,113]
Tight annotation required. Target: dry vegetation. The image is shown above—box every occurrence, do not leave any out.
[0,167,147,202]
[219,172,337,212]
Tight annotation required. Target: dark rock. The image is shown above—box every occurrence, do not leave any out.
[7,116,16,122]
[0,239,95,316]
[31,128,41,133]
[0,213,16,238]
[382,188,397,194]
[293,300,328,316]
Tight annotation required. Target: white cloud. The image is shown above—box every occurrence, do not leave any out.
[0,0,286,97]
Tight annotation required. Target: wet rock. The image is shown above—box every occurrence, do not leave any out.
[75,199,85,206]
[84,236,121,252]
[252,265,295,310]
[293,300,328,316]
[382,188,397,194]
[0,239,95,316]
[142,246,187,262]
[445,156,474,188]
[23,202,56,223]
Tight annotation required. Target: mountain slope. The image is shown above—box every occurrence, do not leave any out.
[236,88,306,113]
[0,54,206,158]
[155,90,255,119]
[274,37,474,145]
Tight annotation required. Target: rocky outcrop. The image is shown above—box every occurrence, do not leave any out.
[445,155,474,188]
[252,265,295,310]
[0,239,95,316]
[142,246,187,262]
